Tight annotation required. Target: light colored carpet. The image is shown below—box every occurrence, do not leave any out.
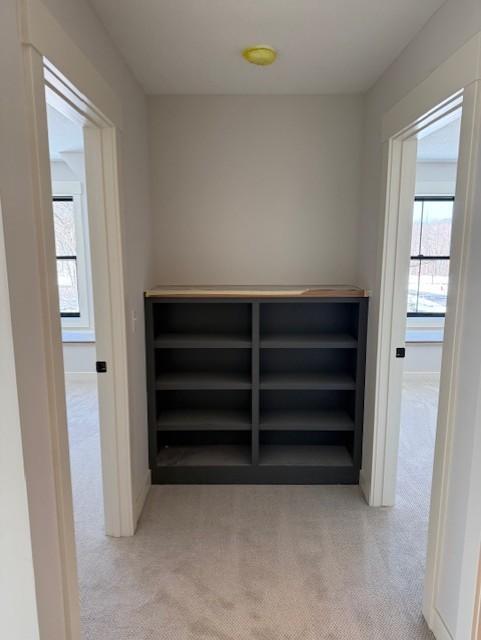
[65,373,439,640]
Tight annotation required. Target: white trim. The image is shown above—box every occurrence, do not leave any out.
[62,329,95,343]
[382,34,481,142]
[431,609,454,640]
[134,470,151,526]
[0,198,41,639]
[379,136,419,507]
[82,124,134,538]
[22,43,81,640]
[20,0,122,129]
[358,469,370,504]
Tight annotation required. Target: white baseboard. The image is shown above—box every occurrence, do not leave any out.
[64,371,96,382]
[429,608,454,640]
[359,469,371,505]
[134,469,151,527]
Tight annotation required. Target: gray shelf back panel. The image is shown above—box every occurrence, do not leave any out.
[145,296,368,484]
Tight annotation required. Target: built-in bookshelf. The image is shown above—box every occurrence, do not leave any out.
[145,287,368,484]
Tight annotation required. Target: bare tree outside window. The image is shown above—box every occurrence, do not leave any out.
[408,196,453,316]
[52,197,80,316]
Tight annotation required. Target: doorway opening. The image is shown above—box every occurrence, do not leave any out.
[41,59,135,541]
[397,110,461,583]
[45,100,104,545]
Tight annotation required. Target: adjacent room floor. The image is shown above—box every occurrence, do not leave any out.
[66,373,439,640]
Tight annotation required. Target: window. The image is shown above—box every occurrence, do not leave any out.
[53,197,80,317]
[51,184,94,336]
[408,196,454,317]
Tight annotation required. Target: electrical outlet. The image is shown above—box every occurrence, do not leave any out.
[131,309,137,333]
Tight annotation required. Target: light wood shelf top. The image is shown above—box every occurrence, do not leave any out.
[145,285,368,298]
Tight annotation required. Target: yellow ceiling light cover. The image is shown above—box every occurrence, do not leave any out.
[242,45,277,66]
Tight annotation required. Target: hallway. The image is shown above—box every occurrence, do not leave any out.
[66,374,438,640]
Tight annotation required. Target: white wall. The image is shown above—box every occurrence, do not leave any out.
[405,343,442,373]
[51,159,77,181]
[149,95,363,284]
[63,343,96,373]
[415,161,457,195]
[359,1,481,636]
[0,0,153,635]
[0,203,40,640]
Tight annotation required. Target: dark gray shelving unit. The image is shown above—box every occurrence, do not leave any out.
[145,293,368,484]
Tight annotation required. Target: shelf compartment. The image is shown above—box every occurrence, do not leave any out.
[156,371,251,390]
[155,348,251,389]
[155,333,251,349]
[157,445,251,467]
[260,410,354,431]
[156,390,251,429]
[259,445,353,467]
[260,333,357,349]
[158,409,251,431]
[260,390,355,429]
[260,302,358,341]
[260,372,355,390]
[259,430,353,466]
[153,302,251,342]
[157,430,251,467]
[260,348,356,390]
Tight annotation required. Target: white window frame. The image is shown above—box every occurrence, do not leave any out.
[405,193,454,342]
[52,181,94,339]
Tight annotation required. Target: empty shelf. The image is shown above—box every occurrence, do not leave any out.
[259,445,353,467]
[156,372,251,390]
[260,372,356,390]
[157,409,251,431]
[155,333,251,348]
[260,410,354,431]
[260,333,357,349]
[157,445,251,466]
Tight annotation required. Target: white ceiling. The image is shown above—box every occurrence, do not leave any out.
[417,116,461,163]
[46,105,83,160]
[89,0,446,94]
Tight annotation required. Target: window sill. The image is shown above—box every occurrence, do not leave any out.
[62,330,95,343]
[406,329,443,343]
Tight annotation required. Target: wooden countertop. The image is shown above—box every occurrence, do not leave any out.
[145,285,368,298]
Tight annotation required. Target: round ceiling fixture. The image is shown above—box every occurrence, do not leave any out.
[242,45,277,66]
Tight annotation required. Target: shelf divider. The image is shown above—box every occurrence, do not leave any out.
[251,303,260,464]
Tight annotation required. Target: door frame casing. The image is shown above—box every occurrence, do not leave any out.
[371,93,462,508]
[27,32,135,541]
[368,30,481,639]
[16,0,136,636]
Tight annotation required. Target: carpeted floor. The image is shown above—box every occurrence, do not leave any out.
[65,373,439,640]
